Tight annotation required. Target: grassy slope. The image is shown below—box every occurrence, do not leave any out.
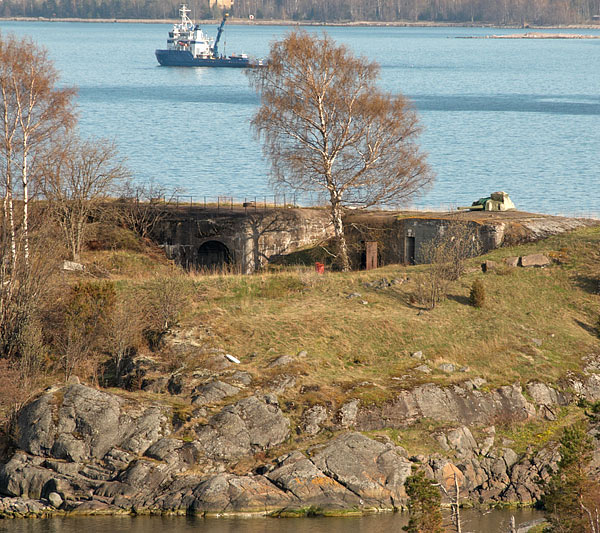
[84,225,599,454]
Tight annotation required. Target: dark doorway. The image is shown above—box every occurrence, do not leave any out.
[197,241,231,270]
[406,236,416,265]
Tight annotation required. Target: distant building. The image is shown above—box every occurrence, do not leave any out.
[209,0,234,9]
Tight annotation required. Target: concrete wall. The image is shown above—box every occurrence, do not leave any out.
[345,215,509,267]
[154,208,333,273]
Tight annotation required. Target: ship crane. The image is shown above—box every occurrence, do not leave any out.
[212,12,229,58]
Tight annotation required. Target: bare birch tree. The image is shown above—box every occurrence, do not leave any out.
[0,32,75,266]
[41,136,129,262]
[248,30,433,271]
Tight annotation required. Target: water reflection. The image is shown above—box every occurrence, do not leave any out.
[0,509,544,533]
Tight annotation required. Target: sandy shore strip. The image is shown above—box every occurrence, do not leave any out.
[462,32,600,38]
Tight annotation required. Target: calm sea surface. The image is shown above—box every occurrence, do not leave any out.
[1,21,599,215]
[0,509,545,533]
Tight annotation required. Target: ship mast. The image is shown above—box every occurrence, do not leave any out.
[179,4,193,30]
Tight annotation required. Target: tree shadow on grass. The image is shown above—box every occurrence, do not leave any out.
[574,319,597,337]
[447,294,470,306]
[573,275,599,295]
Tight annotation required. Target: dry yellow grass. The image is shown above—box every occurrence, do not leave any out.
[78,225,600,410]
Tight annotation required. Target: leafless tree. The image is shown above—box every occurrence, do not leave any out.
[414,220,481,309]
[115,182,174,240]
[0,32,75,267]
[0,211,59,381]
[42,136,129,262]
[248,30,433,271]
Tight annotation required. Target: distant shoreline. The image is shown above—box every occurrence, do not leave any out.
[2,16,600,29]
[486,32,600,38]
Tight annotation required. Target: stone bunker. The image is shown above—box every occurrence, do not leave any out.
[153,205,593,272]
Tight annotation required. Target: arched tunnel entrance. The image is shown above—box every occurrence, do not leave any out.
[197,240,231,270]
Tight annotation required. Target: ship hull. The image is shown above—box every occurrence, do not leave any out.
[155,49,255,68]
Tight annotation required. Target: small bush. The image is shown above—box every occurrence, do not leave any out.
[469,278,485,308]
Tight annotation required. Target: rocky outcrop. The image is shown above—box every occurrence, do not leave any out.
[15,384,171,462]
[2,370,600,518]
[350,382,536,430]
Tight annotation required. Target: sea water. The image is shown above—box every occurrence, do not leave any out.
[1,21,599,215]
[0,508,544,533]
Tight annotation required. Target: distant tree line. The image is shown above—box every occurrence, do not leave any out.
[2,0,599,25]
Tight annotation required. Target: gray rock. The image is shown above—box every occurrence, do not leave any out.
[119,406,171,456]
[463,377,487,390]
[62,260,84,272]
[439,363,456,373]
[531,338,543,347]
[0,453,55,499]
[191,380,240,407]
[195,395,290,462]
[336,399,359,428]
[354,382,535,430]
[268,374,296,395]
[267,451,359,507]
[415,364,431,374]
[504,257,519,267]
[310,432,412,506]
[15,393,56,457]
[446,427,478,457]
[51,434,86,463]
[410,351,424,360]
[13,384,171,467]
[434,433,450,451]
[300,405,328,435]
[527,382,568,408]
[228,371,253,386]
[47,492,63,508]
[503,448,519,469]
[520,254,551,268]
[479,426,496,456]
[482,260,498,273]
[186,474,292,513]
[268,355,295,368]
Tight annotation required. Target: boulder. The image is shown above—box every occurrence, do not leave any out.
[268,355,295,368]
[481,260,498,273]
[186,474,292,513]
[446,427,478,457]
[299,405,328,435]
[310,432,411,507]
[504,257,519,267]
[194,395,290,462]
[266,451,359,507]
[47,492,63,508]
[14,384,170,464]
[0,454,54,499]
[520,254,551,268]
[336,399,359,428]
[439,363,456,374]
[191,380,240,407]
